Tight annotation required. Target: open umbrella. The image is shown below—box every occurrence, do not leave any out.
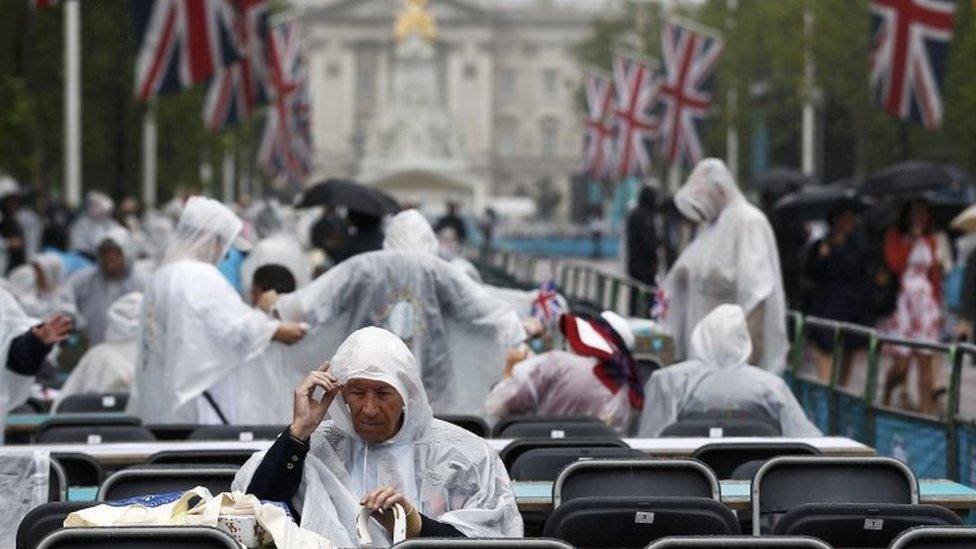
[752,167,815,206]
[771,181,869,224]
[861,161,966,197]
[294,178,400,217]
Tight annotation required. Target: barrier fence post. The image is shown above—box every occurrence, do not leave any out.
[947,345,964,482]
[863,333,881,448]
[609,278,621,314]
[828,324,843,435]
[788,314,806,376]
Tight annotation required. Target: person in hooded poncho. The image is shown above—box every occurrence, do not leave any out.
[234,327,523,545]
[638,304,819,438]
[4,252,77,319]
[485,311,643,433]
[270,209,531,415]
[56,292,143,402]
[63,228,145,346]
[128,197,308,424]
[69,191,122,257]
[664,158,788,373]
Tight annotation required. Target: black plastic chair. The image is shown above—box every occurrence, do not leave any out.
[646,536,832,548]
[543,496,740,548]
[147,449,259,467]
[499,437,629,472]
[16,501,93,549]
[661,410,781,437]
[554,459,721,507]
[188,425,284,441]
[692,442,821,480]
[774,503,960,547]
[36,415,155,443]
[493,415,613,438]
[97,465,239,501]
[393,539,574,548]
[510,446,647,481]
[51,452,104,487]
[752,456,918,535]
[36,526,240,548]
[145,424,199,441]
[434,415,490,437]
[54,393,129,414]
[889,526,976,548]
[46,457,69,502]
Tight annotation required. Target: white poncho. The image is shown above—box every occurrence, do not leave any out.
[0,288,45,444]
[276,210,525,414]
[664,159,788,372]
[234,327,523,545]
[638,304,820,438]
[69,191,122,256]
[129,197,281,424]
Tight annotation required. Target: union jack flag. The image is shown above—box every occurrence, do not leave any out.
[202,0,270,130]
[531,280,564,323]
[31,0,58,8]
[658,20,724,168]
[258,21,312,186]
[611,54,660,180]
[869,0,957,130]
[132,0,243,101]
[580,71,615,180]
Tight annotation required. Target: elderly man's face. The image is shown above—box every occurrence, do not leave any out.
[342,378,404,442]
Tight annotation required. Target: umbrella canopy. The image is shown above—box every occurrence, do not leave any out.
[294,178,400,217]
[771,182,869,224]
[861,161,969,197]
[752,167,816,205]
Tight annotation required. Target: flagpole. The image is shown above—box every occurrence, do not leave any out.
[141,102,157,208]
[64,0,82,206]
[725,0,739,179]
[801,6,817,178]
[222,135,235,204]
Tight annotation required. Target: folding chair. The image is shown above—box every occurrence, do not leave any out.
[98,465,239,501]
[36,526,240,549]
[52,452,104,487]
[691,442,821,480]
[773,503,959,546]
[16,502,94,549]
[554,459,720,506]
[493,415,615,438]
[499,437,629,472]
[36,415,154,443]
[509,446,647,481]
[889,526,976,548]
[661,410,781,437]
[434,415,490,437]
[54,393,129,414]
[646,536,832,548]
[188,425,284,441]
[147,449,259,467]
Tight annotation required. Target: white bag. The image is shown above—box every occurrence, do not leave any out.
[65,487,335,549]
[355,503,406,547]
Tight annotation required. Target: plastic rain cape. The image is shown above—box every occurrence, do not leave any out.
[0,288,42,443]
[638,304,820,437]
[234,327,523,546]
[664,159,788,373]
[0,450,49,547]
[129,197,280,424]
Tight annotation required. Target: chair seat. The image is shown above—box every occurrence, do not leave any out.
[773,503,961,547]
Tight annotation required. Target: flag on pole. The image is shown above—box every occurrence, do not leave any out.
[580,71,615,180]
[611,53,660,180]
[31,0,58,8]
[531,280,564,323]
[657,18,724,168]
[132,0,243,101]
[202,0,270,130]
[869,0,957,130]
[258,21,311,186]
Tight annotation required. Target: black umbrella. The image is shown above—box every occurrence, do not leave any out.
[771,182,870,224]
[752,167,816,205]
[861,161,965,197]
[294,178,400,217]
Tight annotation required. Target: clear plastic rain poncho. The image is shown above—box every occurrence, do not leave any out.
[129,197,282,424]
[664,159,788,372]
[69,191,122,255]
[276,210,526,414]
[234,327,523,545]
[57,292,143,404]
[0,288,43,444]
[4,252,76,319]
[240,203,311,298]
[63,228,145,346]
[0,450,50,547]
[638,304,820,437]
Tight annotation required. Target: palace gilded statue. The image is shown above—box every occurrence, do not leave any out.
[394,0,438,43]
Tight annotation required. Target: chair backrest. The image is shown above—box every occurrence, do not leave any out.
[510,446,647,481]
[16,501,93,549]
[37,424,156,443]
[692,442,821,480]
[553,459,720,507]
[55,393,129,414]
[434,415,490,438]
[889,526,976,549]
[48,458,68,502]
[773,503,961,545]
[97,466,238,501]
[543,496,740,548]
[147,449,259,467]
[51,452,104,487]
[493,415,607,438]
[36,526,240,549]
[498,421,617,439]
[499,437,629,472]
[752,456,918,533]
[393,539,574,548]
[145,424,199,441]
[187,425,284,441]
[661,411,781,437]
[646,536,832,548]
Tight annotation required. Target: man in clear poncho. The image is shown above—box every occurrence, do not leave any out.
[69,191,122,257]
[56,292,143,402]
[271,209,530,415]
[128,197,308,424]
[664,158,788,372]
[638,304,820,437]
[234,327,523,545]
[63,228,145,345]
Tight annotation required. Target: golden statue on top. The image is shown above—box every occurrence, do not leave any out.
[394,0,438,43]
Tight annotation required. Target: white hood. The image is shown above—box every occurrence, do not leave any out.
[690,304,753,369]
[163,197,243,265]
[383,209,438,256]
